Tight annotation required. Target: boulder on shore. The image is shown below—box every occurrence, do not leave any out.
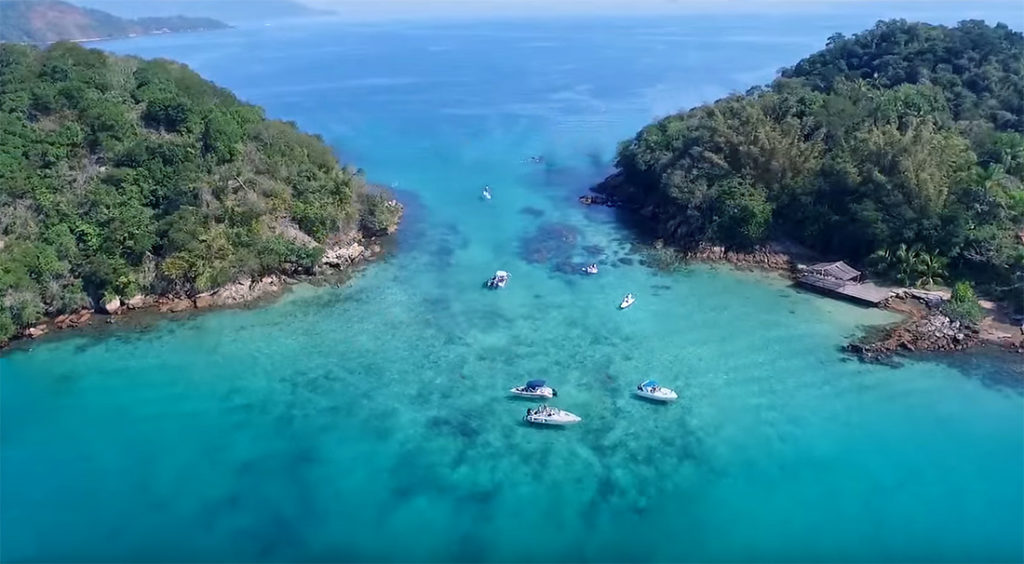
[101,296,121,315]
[24,324,48,339]
[126,294,155,310]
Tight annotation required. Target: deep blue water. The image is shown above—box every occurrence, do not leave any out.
[2,9,1024,563]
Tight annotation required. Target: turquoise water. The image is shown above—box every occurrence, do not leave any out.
[3,11,1024,563]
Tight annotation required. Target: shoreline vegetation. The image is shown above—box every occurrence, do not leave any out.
[0,0,230,45]
[588,19,1024,361]
[0,42,403,350]
[8,228,397,350]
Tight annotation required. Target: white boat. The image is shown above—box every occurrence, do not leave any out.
[486,270,510,289]
[582,264,599,275]
[635,379,678,402]
[482,186,492,200]
[619,293,635,309]
[523,405,582,426]
[510,379,557,399]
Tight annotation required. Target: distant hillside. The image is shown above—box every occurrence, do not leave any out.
[0,0,229,44]
[72,0,333,23]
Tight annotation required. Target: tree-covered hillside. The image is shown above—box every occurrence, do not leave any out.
[600,19,1024,309]
[0,42,400,341]
[0,0,228,44]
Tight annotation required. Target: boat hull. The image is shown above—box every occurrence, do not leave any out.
[509,387,555,399]
[635,389,678,402]
[524,414,582,425]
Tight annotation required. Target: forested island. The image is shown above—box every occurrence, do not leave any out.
[0,42,401,343]
[0,0,229,44]
[596,20,1024,317]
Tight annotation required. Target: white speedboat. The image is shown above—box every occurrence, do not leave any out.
[482,186,492,200]
[510,379,557,399]
[524,405,582,426]
[635,379,678,402]
[485,270,510,289]
[619,293,635,309]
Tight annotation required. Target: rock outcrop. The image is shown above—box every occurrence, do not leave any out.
[193,293,215,309]
[845,313,979,360]
[321,242,367,268]
[54,309,93,329]
[158,298,193,313]
[578,194,618,207]
[685,243,795,273]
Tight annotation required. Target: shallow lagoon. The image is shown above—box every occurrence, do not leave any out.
[3,10,1023,562]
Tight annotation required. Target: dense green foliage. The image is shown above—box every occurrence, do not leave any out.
[0,0,227,44]
[602,20,1024,309]
[0,43,398,340]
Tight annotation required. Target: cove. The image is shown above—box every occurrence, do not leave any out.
[2,11,1023,563]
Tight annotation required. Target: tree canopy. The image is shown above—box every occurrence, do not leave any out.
[600,19,1024,310]
[0,42,399,341]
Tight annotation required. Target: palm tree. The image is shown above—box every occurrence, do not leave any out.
[977,164,1008,193]
[893,243,920,287]
[914,251,948,289]
[867,247,893,276]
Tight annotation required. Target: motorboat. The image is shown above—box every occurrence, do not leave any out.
[582,264,599,275]
[485,270,510,289]
[619,293,635,309]
[482,186,492,200]
[510,379,557,399]
[523,405,581,426]
[635,379,678,402]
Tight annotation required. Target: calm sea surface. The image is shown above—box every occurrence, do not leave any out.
[3,8,1023,562]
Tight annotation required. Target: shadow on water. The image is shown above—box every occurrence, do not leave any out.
[921,347,1024,392]
[517,420,573,431]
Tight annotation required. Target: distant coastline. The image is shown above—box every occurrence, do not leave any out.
[0,0,231,44]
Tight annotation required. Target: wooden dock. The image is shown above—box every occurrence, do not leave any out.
[795,261,894,306]
[797,275,894,305]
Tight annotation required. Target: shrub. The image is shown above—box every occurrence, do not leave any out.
[943,281,985,325]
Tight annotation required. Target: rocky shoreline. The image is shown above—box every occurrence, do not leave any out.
[4,233,392,351]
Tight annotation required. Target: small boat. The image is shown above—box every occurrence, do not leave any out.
[524,405,581,426]
[485,270,510,289]
[510,379,557,399]
[482,186,492,200]
[635,379,678,402]
[619,293,635,309]
[582,264,599,275]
